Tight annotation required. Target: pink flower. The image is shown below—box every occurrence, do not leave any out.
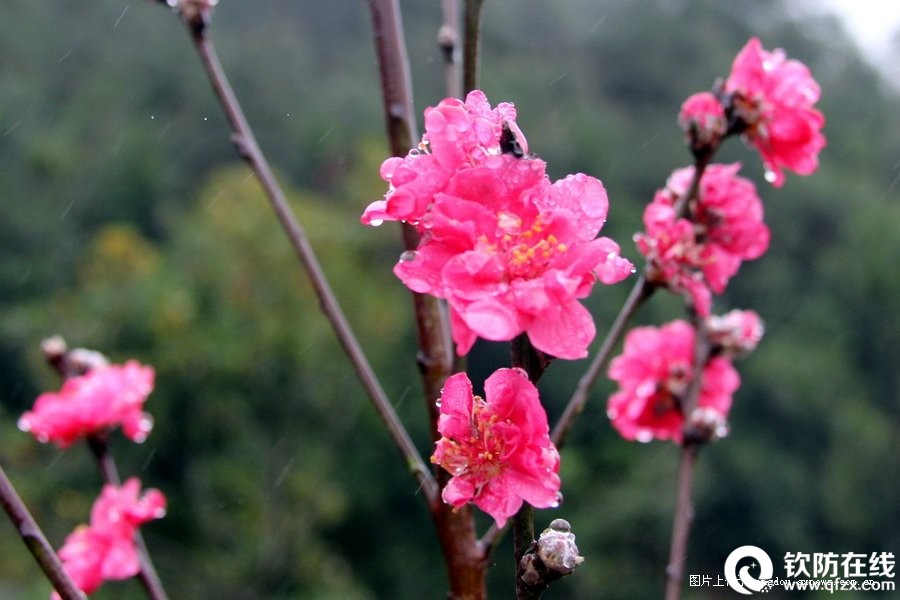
[19,360,155,448]
[362,90,523,227]
[679,92,727,152]
[607,320,740,443]
[54,478,166,599]
[431,369,561,528]
[705,309,764,356]
[366,90,633,357]
[724,37,825,187]
[397,157,633,358]
[636,163,769,315]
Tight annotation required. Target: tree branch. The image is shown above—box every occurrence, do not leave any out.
[367,3,486,598]
[664,443,699,600]
[551,275,655,448]
[175,17,439,506]
[0,465,85,600]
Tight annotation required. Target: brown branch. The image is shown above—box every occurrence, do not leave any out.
[551,155,710,450]
[368,2,485,598]
[551,275,655,449]
[175,17,438,506]
[0,465,85,600]
[663,309,713,600]
[664,443,700,600]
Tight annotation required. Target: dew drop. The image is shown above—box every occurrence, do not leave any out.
[399,250,417,262]
[764,169,777,183]
[16,417,30,432]
[635,430,653,443]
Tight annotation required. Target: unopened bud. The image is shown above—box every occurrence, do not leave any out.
[536,519,584,573]
[705,309,763,357]
[687,407,729,442]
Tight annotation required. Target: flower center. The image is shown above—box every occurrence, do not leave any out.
[433,397,508,482]
[496,212,568,279]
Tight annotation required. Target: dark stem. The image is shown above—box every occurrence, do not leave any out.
[513,504,538,599]
[87,435,168,600]
[551,275,655,448]
[0,465,85,600]
[462,0,486,94]
[664,443,700,600]
[509,335,549,599]
[181,19,438,505]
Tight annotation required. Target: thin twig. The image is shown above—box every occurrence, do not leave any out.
[551,275,654,449]
[87,435,168,600]
[181,21,439,506]
[462,0,486,94]
[513,504,538,600]
[0,465,85,600]
[664,443,699,600]
[551,156,710,450]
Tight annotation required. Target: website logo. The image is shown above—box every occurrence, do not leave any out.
[725,545,774,594]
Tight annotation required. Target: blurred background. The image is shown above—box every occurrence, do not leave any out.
[1,0,898,598]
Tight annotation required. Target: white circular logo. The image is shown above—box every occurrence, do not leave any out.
[725,545,773,594]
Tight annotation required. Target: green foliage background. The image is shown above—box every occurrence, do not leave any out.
[1,0,898,598]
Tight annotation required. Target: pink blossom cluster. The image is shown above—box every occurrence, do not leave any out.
[431,369,560,527]
[607,320,740,443]
[19,361,155,448]
[364,90,633,358]
[635,163,769,316]
[54,478,166,599]
[679,37,825,187]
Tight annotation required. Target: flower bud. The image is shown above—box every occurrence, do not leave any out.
[536,519,584,573]
[678,92,726,155]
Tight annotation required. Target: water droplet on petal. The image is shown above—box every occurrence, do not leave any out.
[399,250,417,262]
[17,417,31,432]
[139,416,154,433]
[764,169,777,183]
[635,430,653,443]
